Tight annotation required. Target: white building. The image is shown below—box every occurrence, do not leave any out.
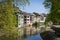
[40,14,47,25]
[16,10,47,28]
[24,13,31,26]
[16,10,24,28]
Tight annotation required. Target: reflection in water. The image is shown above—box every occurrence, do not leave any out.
[18,27,43,40]
[24,33,43,40]
[19,33,43,40]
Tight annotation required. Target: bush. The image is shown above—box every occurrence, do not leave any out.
[0,27,18,40]
[32,22,40,28]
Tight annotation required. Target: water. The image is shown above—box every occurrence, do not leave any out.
[19,28,43,40]
[24,33,43,40]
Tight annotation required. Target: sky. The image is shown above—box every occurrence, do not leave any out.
[19,0,49,14]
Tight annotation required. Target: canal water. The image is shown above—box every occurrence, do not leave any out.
[19,28,43,40]
[24,33,43,40]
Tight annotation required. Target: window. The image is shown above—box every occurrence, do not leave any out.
[24,19,26,21]
[24,22,26,24]
[24,16,26,18]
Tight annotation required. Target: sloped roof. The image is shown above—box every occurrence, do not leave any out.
[33,12,40,16]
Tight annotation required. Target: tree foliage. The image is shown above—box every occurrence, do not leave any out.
[0,0,29,40]
[44,0,60,25]
[32,22,40,28]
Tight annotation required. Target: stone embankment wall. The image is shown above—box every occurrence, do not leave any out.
[40,26,60,40]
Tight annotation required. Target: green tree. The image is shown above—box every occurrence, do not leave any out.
[44,0,60,25]
[0,0,29,40]
[32,22,40,28]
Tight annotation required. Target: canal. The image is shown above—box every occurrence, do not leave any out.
[18,27,43,40]
[19,31,43,40]
[24,33,43,40]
